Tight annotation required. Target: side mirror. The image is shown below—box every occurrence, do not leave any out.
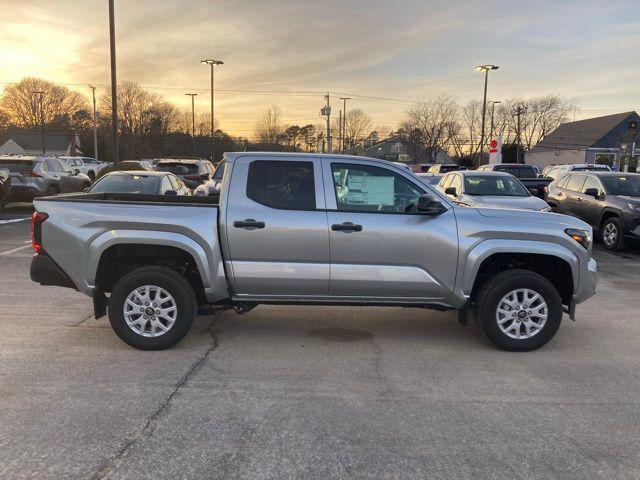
[417,194,445,216]
[199,172,210,181]
[528,188,539,196]
[444,186,457,197]
[164,190,178,195]
[74,169,80,175]
[584,188,600,198]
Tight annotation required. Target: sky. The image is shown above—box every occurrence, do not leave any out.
[1,0,639,138]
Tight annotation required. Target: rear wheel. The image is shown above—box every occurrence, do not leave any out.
[108,266,196,350]
[601,217,625,251]
[475,269,563,351]
[46,186,59,196]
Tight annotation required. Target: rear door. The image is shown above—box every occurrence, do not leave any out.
[224,156,330,296]
[564,174,587,218]
[324,160,457,299]
[579,175,605,227]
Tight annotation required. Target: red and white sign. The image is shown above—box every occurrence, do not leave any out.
[489,139,498,153]
[489,136,502,164]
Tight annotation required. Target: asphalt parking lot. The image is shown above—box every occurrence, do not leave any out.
[1,202,640,479]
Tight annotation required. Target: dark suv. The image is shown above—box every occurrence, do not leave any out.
[547,171,640,250]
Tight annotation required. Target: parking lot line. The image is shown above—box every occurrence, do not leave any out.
[0,218,30,225]
[0,244,32,256]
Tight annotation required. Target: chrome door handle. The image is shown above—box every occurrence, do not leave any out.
[331,222,363,232]
[233,219,265,229]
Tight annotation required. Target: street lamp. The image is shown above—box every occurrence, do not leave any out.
[33,91,45,154]
[185,93,198,156]
[200,59,223,161]
[475,64,499,165]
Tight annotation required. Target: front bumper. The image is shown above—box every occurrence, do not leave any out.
[573,256,597,305]
[30,254,77,289]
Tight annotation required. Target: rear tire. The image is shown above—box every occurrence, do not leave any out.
[108,266,196,350]
[601,217,625,251]
[46,186,59,196]
[475,269,563,351]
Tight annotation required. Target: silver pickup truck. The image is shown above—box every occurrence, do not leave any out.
[30,152,597,351]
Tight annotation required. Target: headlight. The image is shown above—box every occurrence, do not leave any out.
[538,206,552,212]
[565,228,592,251]
[627,203,640,213]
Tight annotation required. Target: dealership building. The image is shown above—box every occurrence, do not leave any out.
[526,111,640,171]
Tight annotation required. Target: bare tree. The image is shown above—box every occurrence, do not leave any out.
[401,95,459,163]
[0,77,89,129]
[521,95,577,149]
[254,105,284,144]
[343,109,373,149]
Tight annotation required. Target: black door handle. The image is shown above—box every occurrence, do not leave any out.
[233,219,265,229]
[331,222,363,232]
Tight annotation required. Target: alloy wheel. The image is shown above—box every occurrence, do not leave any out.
[603,222,617,247]
[495,288,548,339]
[123,285,177,337]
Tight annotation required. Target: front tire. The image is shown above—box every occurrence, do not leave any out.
[108,266,196,350]
[475,269,563,351]
[601,217,625,251]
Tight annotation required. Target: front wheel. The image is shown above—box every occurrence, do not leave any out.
[475,269,563,351]
[108,266,196,350]
[601,217,625,251]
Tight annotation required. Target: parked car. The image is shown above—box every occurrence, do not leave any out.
[31,152,596,352]
[87,171,192,196]
[476,163,551,198]
[427,163,463,174]
[193,160,226,197]
[154,159,215,189]
[547,171,640,250]
[543,163,611,181]
[60,156,108,181]
[438,171,551,211]
[0,168,10,211]
[0,156,91,202]
[415,172,444,185]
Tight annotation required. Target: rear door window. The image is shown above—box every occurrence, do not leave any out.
[46,159,62,173]
[246,161,315,210]
[0,160,35,173]
[582,176,603,195]
[566,174,586,192]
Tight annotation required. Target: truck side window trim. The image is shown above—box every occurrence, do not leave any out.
[246,160,317,211]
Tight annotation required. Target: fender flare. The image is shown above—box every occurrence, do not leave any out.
[459,239,579,297]
[87,230,213,291]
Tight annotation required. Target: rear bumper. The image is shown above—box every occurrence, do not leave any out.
[30,254,77,289]
[7,185,41,202]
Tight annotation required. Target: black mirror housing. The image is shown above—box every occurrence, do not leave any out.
[164,190,178,195]
[584,188,599,198]
[417,194,445,216]
[444,186,457,196]
[199,173,210,181]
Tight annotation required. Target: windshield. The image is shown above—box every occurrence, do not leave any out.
[464,176,529,196]
[0,160,35,173]
[155,162,198,175]
[600,175,640,196]
[212,162,226,180]
[89,174,158,194]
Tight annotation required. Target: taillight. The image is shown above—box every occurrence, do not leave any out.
[31,212,48,254]
[23,171,43,177]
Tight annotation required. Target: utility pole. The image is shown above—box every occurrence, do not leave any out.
[34,91,45,154]
[488,100,501,141]
[201,59,223,161]
[185,93,198,156]
[338,110,343,153]
[339,97,350,153]
[108,0,119,165]
[321,93,332,153]
[88,85,98,161]
[514,103,527,164]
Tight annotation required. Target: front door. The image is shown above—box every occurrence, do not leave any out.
[579,175,605,227]
[324,161,458,299]
[225,156,330,296]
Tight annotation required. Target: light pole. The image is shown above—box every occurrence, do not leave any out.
[185,93,198,156]
[89,85,98,161]
[34,91,45,154]
[109,0,119,165]
[475,64,499,165]
[339,97,350,153]
[200,59,223,161]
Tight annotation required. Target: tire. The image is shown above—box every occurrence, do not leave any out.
[108,266,196,350]
[88,171,96,182]
[46,186,59,196]
[601,217,625,251]
[474,269,563,352]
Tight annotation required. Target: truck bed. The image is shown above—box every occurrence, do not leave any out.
[35,192,219,206]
